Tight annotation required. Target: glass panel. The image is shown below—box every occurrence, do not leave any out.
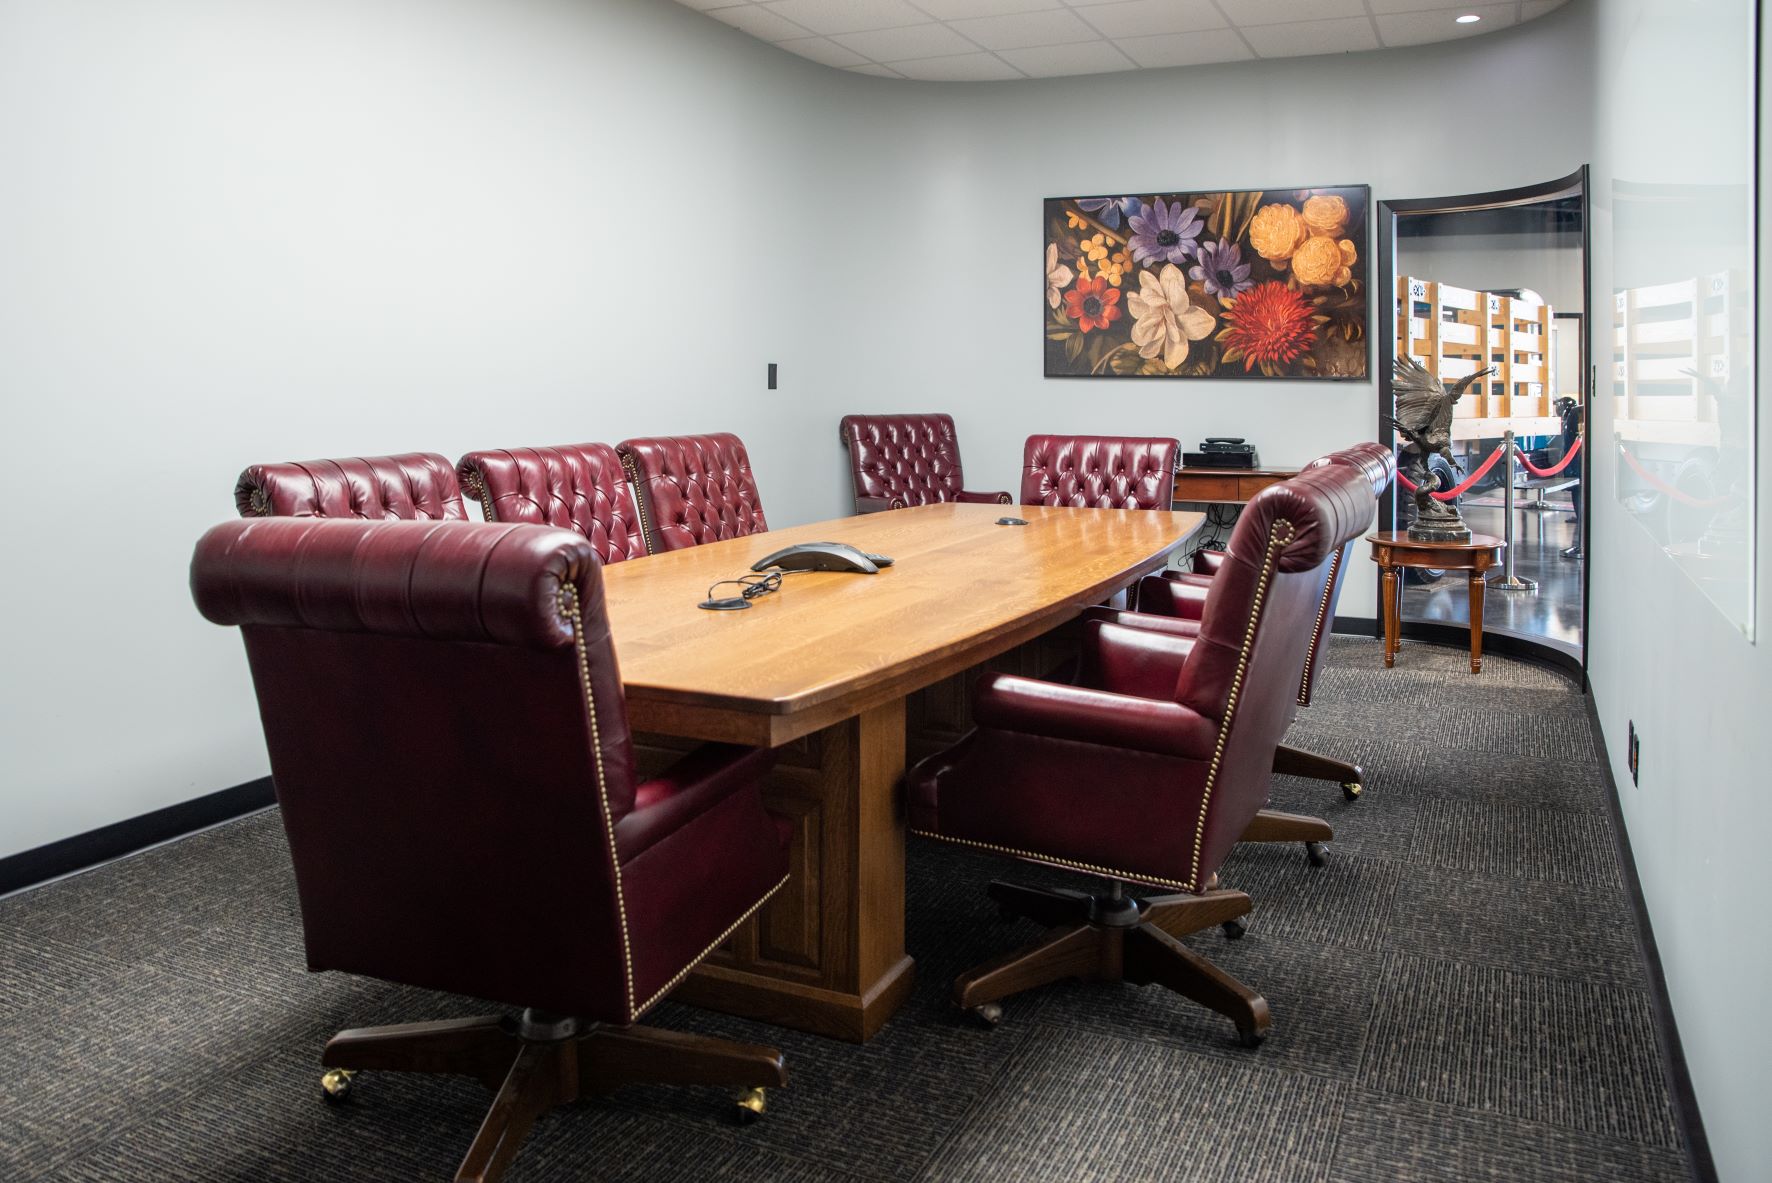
[1606,0,1756,639]
[1394,198,1586,660]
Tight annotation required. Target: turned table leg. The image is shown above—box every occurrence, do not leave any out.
[1382,566,1399,668]
[1467,571,1485,673]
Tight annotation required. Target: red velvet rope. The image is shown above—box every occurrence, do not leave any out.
[1395,443,1508,501]
[1513,436,1583,478]
[1616,442,1734,508]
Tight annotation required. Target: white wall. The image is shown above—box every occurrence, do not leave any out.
[0,3,1602,854]
[0,0,871,859]
[1587,2,1769,1179]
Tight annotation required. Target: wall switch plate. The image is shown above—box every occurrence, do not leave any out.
[767,362,777,390]
[1627,721,1640,786]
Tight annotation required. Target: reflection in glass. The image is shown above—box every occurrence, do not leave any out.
[1395,198,1587,660]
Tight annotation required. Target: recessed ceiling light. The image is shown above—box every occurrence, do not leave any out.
[1455,13,1481,23]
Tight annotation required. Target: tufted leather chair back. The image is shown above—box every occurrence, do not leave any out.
[234,453,468,521]
[457,442,647,565]
[1020,435,1180,510]
[839,413,968,508]
[616,433,768,552]
[1174,463,1378,879]
[191,517,642,1021]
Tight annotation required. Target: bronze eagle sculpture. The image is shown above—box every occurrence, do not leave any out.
[1387,355,1494,540]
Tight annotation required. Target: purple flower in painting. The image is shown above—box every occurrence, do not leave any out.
[1127,199,1204,267]
[1076,196,1140,229]
[1189,238,1254,299]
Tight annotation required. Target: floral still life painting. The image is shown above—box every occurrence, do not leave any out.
[1044,186,1369,380]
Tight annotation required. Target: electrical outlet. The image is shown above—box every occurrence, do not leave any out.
[1627,720,1640,787]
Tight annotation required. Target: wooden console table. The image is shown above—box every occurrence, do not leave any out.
[1172,466,1300,506]
[1368,531,1505,673]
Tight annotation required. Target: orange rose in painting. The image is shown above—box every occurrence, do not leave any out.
[1248,203,1309,267]
[1301,194,1350,238]
[1291,234,1357,286]
[1063,275,1123,333]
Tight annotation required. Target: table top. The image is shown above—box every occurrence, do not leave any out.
[1368,530,1505,551]
[601,502,1203,746]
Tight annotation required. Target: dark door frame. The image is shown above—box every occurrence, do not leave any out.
[1374,165,1593,683]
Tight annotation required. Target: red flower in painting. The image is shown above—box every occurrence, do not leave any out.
[1219,281,1317,372]
[1063,275,1122,333]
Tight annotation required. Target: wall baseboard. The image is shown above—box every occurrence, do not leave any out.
[1584,696,1717,1183]
[0,777,275,898]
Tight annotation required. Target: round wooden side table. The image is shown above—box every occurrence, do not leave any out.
[1368,531,1505,673]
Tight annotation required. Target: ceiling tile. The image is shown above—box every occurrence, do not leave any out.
[1521,0,1570,18]
[1377,4,1517,47]
[678,0,743,10]
[776,35,871,66]
[1073,0,1226,40]
[846,62,905,76]
[1215,0,1368,25]
[912,0,1060,17]
[831,21,978,60]
[1366,0,1495,11]
[1114,27,1253,69]
[1241,16,1380,57]
[761,0,926,36]
[888,52,1025,80]
[947,9,1100,50]
[997,39,1137,76]
[710,5,812,41]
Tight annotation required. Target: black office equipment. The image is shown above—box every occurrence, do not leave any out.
[751,542,892,574]
[1185,438,1259,469]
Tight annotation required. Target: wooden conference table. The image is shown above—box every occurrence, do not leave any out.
[600,502,1203,1041]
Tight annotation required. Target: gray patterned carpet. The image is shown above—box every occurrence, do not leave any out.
[0,637,1693,1181]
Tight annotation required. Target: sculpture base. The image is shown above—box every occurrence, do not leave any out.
[1407,521,1471,543]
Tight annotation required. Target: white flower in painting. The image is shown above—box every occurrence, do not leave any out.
[1045,243,1075,310]
[1128,263,1215,370]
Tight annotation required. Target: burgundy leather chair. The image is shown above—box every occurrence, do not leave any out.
[235,452,468,520]
[838,413,1011,512]
[456,441,648,564]
[191,518,790,1183]
[1108,443,1396,802]
[616,433,768,553]
[908,464,1374,1046]
[1020,435,1181,510]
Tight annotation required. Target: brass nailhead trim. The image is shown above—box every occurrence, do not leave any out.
[1185,518,1295,892]
[633,873,790,1016]
[560,583,639,1021]
[1298,550,1340,706]
[620,452,659,555]
[911,829,1193,892]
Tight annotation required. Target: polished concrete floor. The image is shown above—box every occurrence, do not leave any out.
[1400,500,1585,660]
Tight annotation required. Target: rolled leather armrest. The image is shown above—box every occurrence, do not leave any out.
[1191,549,1228,575]
[956,489,1014,505]
[1135,574,1210,620]
[1078,620,1197,700]
[854,495,906,513]
[972,672,1215,760]
[614,743,777,862]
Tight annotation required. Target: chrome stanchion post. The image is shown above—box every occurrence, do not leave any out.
[1488,430,1537,592]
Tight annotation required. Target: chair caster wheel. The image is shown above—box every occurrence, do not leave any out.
[1305,842,1329,868]
[1221,918,1247,940]
[969,1002,1003,1027]
[1237,1026,1268,1049]
[1342,781,1362,801]
[734,1087,767,1125]
[320,1068,356,1105]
